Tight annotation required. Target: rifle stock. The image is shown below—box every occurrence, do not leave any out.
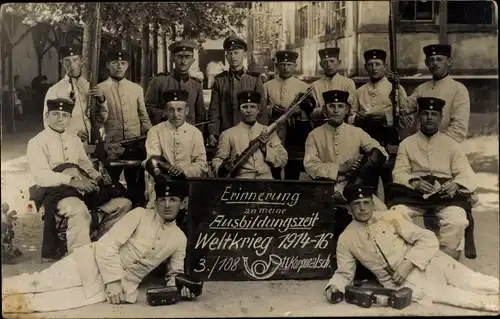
[221,85,316,178]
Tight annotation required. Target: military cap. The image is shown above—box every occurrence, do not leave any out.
[59,44,82,58]
[323,90,349,104]
[318,47,340,60]
[343,185,375,203]
[168,40,197,54]
[223,35,247,51]
[155,180,189,199]
[364,49,387,62]
[105,49,131,62]
[162,89,189,104]
[417,97,445,113]
[237,90,261,106]
[46,98,75,114]
[275,50,298,63]
[423,44,452,58]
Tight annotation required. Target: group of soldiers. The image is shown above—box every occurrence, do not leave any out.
[1,34,499,313]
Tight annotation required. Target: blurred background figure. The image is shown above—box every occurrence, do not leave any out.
[206,60,225,88]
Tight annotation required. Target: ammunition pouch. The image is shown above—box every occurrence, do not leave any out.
[146,286,181,306]
[345,285,412,310]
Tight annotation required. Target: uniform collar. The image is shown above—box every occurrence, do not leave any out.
[173,69,190,82]
[431,74,451,85]
[229,68,245,78]
[165,120,187,131]
[368,76,389,87]
[417,130,441,141]
[325,122,345,133]
[46,126,68,137]
[108,76,127,85]
[323,73,339,81]
[277,76,294,83]
[238,121,259,131]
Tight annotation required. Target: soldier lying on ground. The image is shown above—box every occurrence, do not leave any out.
[325,185,499,312]
[212,90,288,179]
[28,98,132,260]
[2,180,196,313]
[388,97,477,260]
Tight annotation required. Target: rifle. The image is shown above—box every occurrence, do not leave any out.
[86,2,112,184]
[220,85,316,178]
[387,0,400,148]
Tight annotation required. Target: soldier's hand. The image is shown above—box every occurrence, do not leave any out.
[105,281,124,304]
[89,86,105,103]
[392,259,414,285]
[346,156,363,172]
[412,180,435,194]
[69,178,97,193]
[387,71,400,84]
[208,134,218,147]
[77,130,89,142]
[325,286,343,304]
[218,157,237,177]
[272,105,286,116]
[257,132,270,145]
[180,286,197,300]
[440,182,459,199]
[167,166,184,177]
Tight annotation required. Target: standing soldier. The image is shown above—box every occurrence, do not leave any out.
[405,44,470,143]
[44,44,108,142]
[264,50,313,180]
[310,47,358,124]
[98,49,152,207]
[356,49,409,197]
[206,35,267,147]
[144,40,205,127]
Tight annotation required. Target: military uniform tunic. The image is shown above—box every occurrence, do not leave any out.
[207,70,268,137]
[212,122,288,179]
[326,209,499,311]
[406,75,470,143]
[310,73,358,123]
[303,123,387,193]
[144,72,205,126]
[98,77,152,142]
[2,208,187,312]
[43,75,108,138]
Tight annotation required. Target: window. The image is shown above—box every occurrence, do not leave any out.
[296,5,309,40]
[312,2,327,36]
[399,0,437,22]
[325,1,347,35]
[447,0,494,24]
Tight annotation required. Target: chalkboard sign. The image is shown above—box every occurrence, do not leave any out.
[186,178,338,281]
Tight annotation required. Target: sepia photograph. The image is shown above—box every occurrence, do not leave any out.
[1,0,498,317]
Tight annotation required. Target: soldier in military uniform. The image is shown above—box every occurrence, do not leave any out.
[206,35,267,147]
[43,44,108,142]
[310,47,358,124]
[98,49,152,207]
[144,40,205,127]
[404,44,470,143]
[356,49,409,198]
[264,50,313,180]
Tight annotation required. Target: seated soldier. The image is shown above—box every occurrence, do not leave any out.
[144,89,208,207]
[303,89,388,209]
[388,97,476,260]
[27,98,132,260]
[2,180,197,313]
[212,90,288,179]
[324,185,498,312]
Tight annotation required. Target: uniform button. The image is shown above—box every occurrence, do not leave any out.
[64,147,68,150]
[152,247,155,250]
[65,157,69,161]
[133,260,138,264]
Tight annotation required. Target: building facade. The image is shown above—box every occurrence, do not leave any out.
[249,1,498,112]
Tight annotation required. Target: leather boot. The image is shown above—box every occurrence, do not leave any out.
[464,208,477,259]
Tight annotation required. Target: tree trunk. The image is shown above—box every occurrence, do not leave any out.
[121,30,131,79]
[81,23,91,80]
[140,23,150,91]
[152,24,158,75]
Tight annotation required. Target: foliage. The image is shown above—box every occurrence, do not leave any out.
[3,2,248,41]
[1,203,22,264]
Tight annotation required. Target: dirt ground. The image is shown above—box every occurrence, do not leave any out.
[1,126,499,317]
